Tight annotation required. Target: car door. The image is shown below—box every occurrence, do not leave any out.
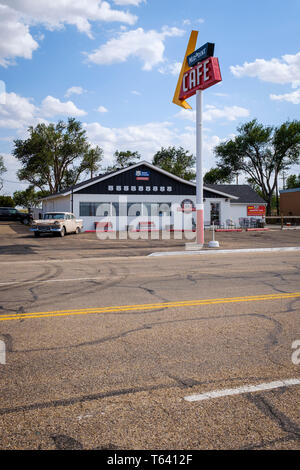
[65,214,75,233]
[71,215,77,232]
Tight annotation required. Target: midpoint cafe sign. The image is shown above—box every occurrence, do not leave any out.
[172,31,222,109]
[179,57,222,100]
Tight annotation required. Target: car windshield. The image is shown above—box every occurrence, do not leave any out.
[43,213,65,220]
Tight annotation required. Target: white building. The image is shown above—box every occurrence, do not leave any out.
[41,161,266,232]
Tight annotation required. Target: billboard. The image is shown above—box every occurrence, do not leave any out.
[247,205,266,216]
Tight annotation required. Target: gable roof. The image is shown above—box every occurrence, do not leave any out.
[205,184,266,204]
[41,161,240,200]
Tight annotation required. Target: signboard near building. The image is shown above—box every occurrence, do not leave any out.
[136,170,150,181]
[247,205,266,216]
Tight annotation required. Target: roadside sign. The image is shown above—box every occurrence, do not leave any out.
[179,57,222,101]
[172,31,222,248]
[187,42,215,67]
[247,205,266,216]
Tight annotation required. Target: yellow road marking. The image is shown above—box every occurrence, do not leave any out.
[0,292,299,322]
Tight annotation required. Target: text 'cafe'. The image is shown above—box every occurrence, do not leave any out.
[41,161,267,232]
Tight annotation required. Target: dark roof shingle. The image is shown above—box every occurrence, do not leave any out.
[205,184,266,204]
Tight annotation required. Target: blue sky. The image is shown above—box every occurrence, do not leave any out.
[0,0,299,195]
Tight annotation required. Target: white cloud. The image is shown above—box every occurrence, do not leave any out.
[158,61,181,76]
[97,105,108,113]
[86,26,185,70]
[131,90,141,95]
[0,1,138,39]
[230,52,300,88]
[0,80,6,104]
[0,91,88,130]
[213,92,229,97]
[113,0,145,5]
[83,119,222,172]
[270,89,300,104]
[41,96,87,117]
[175,105,250,123]
[0,5,38,67]
[0,152,28,195]
[65,86,86,97]
[0,92,37,128]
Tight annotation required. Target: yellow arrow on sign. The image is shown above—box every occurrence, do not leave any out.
[172,30,198,109]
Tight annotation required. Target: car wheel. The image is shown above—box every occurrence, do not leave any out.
[75,227,80,234]
[60,227,66,237]
[34,232,40,237]
[23,218,29,225]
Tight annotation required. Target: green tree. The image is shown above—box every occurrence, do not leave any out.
[81,147,104,179]
[214,119,300,215]
[107,150,141,172]
[0,195,14,207]
[13,186,49,208]
[13,118,103,194]
[286,174,300,189]
[0,155,7,192]
[204,167,234,184]
[60,146,104,185]
[152,146,196,181]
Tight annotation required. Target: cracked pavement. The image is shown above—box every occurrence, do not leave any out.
[0,225,300,449]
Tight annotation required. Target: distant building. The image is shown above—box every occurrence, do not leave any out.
[280,188,300,216]
[41,161,266,232]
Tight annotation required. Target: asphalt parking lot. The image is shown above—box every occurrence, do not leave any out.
[0,221,299,261]
[0,222,300,450]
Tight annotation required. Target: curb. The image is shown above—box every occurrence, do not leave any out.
[148,247,300,257]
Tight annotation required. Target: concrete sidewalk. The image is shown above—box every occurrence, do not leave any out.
[149,246,300,257]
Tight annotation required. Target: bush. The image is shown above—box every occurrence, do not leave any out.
[0,196,15,207]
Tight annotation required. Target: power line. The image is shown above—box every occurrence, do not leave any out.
[2,178,27,185]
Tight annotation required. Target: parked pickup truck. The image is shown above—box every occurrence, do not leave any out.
[30,212,83,237]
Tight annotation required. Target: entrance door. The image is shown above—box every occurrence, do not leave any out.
[210,202,220,226]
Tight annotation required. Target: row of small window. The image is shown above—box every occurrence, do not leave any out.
[108,185,172,192]
[80,202,172,217]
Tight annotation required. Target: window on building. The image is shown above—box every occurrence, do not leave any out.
[80,202,111,217]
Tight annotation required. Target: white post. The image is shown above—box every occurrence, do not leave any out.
[196,89,204,246]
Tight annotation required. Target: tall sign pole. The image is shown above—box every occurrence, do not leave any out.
[196,89,204,245]
[173,33,222,248]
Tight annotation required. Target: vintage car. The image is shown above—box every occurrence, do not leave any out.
[30,212,83,237]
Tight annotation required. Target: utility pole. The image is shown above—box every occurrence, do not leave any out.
[281,171,286,190]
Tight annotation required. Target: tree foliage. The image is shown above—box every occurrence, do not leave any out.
[13,186,49,208]
[13,118,103,194]
[152,146,196,181]
[106,150,141,172]
[204,167,234,184]
[0,155,7,192]
[0,195,14,207]
[214,119,300,214]
[286,174,300,189]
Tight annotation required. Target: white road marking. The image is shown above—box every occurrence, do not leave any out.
[150,247,300,257]
[184,378,300,402]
